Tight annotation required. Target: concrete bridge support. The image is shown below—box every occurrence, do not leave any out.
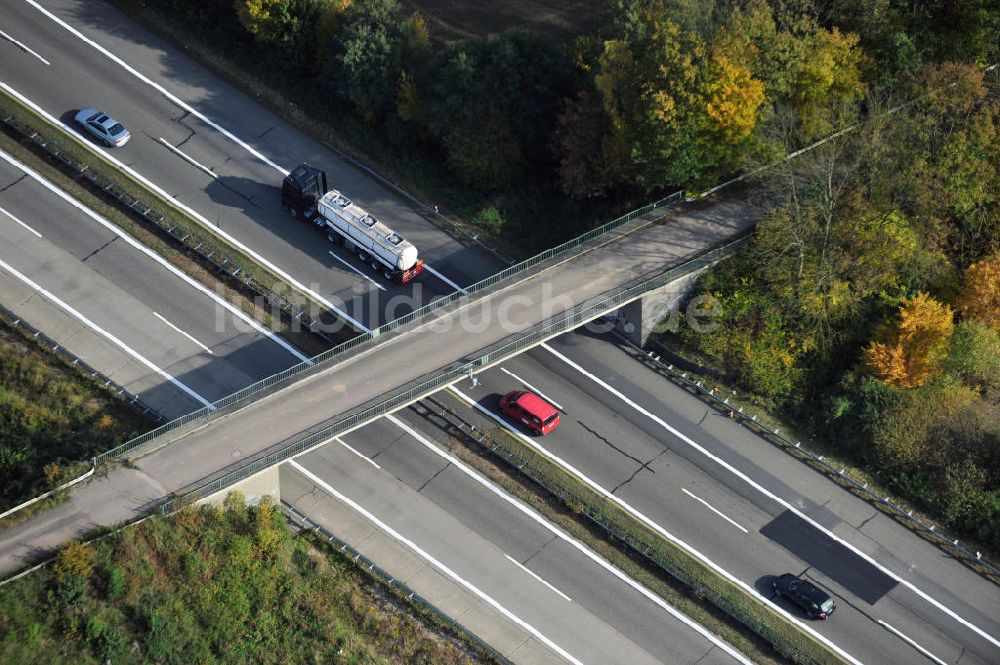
[613,265,714,348]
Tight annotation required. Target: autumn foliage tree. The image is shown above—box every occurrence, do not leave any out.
[957,252,1000,329]
[864,293,955,387]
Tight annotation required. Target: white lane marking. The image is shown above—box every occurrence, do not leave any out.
[23,0,287,174]
[328,251,385,291]
[424,263,467,294]
[540,341,1000,651]
[448,386,863,665]
[157,138,217,179]
[681,488,748,534]
[877,620,949,665]
[384,413,754,665]
[152,312,213,354]
[503,554,573,602]
[0,29,51,65]
[500,367,565,411]
[0,256,213,409]
[287,459,584,665]
[0,81,370,335]
[0,144,312,365]
[0,204,42,238]
[335,437,380,469]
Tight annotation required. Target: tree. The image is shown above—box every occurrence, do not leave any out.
[957,252,1000,329]
[332,0,405,121]
[234,0,321,48]
[864,293,954,388]
[705,53,765,143]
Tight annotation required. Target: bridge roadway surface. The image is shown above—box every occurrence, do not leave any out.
[0,0,492,329]
[441,331,1000,665]
[0,196,754,574]
[280,407,747,665]
[0,151,304,420]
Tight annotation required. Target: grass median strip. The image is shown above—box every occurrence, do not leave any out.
[0,85,353,349]
[423,395,847,665]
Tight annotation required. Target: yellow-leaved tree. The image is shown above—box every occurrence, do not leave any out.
[863,293,954,388]
[957,252,1000,330]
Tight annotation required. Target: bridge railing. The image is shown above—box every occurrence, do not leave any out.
[92,190,683,466]
[159,234,746,514]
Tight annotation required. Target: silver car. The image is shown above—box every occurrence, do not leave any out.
[74,107,130,147]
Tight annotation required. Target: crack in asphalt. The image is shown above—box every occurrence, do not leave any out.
[857,511,878,530]
[612,448,668,495]
[80,235,118,263]
[416,462,450,492]
[578,421,645,466]
[522,534,559,566]
[258,126,274,139]
[0,174,28,193]
[696,408,709,427]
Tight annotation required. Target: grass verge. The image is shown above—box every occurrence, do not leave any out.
[0,319,154,516]
[0,495,495,664]
[422,395,846,665]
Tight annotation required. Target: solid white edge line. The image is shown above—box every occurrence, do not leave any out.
[503,554,573,602]
[0,143,313,365]
[334,437,380,469]
[681,488,749,534]
[23,0,288,175]
[152,312,213,354]
[500,366,565,411]
[0,256,213,409]
[384,412,755,665]
[448,385,864,665]
[877,620,949,665]
[0,80,370,336]
[423,263,467,294]
[286,459,584,665]
[0,28,51,65]
[328,251,386,291]
[0,204,43,238]
[157,137,217,179]
[540,342,1000,651]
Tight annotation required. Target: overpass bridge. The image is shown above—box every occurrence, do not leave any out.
[0,194,759,574]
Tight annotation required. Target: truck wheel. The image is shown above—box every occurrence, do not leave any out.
[384,269,393,281]
[371,260,379,271]
[326,232,338,244]
[358,250,369,262]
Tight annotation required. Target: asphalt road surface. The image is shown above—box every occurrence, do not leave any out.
[442,328,1000,665]
[0,0,498,332]
[284,407,751,665]
[0,150,303,418]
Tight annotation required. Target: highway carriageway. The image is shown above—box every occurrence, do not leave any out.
[0,146,305,420]
[281,404,751,665]
[0,0,491,332]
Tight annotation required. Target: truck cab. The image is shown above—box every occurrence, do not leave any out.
[281,164,328,220]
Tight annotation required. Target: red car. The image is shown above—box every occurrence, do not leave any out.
[499,390,560,436]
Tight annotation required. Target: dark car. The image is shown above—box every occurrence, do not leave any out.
[772,574,836,619]
[499,390,560,436]
[74,107,131,147]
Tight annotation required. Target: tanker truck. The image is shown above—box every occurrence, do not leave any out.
[281,165,424,284]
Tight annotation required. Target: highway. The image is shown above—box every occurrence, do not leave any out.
[0,0,492,332]
[282,409,750,665]
[0,148,303,418]
[436,329,1000,665]
[1,2,997,665]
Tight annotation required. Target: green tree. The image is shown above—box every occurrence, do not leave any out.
[332,0,405,121]
[941,320,1000,390]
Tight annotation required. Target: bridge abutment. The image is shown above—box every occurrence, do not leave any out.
[612,265,713,348]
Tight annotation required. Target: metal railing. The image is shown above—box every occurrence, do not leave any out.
[160,236,746,514]
[283,504,512,665]
[92,190,684,465]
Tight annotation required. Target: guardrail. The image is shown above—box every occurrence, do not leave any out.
[283,503,512,665]
[622,344,1000,583]
[92,190,683,465]
[160,235,746,514]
